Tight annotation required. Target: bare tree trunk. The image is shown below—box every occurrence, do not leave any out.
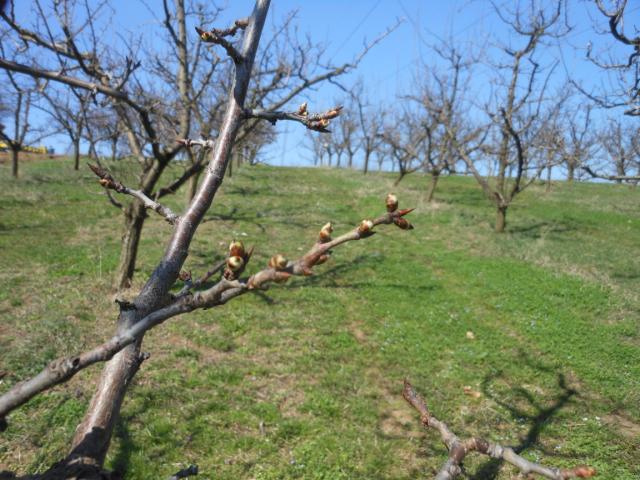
[567,163,575,182]
[68,4,271,467]
[73,138,81,171]
[615,161,626,184]
[546,164,552,192]
[426,171,440,202]
[110,137,117,162]
[114,200,147,290]
[363,150,370,174]
[11,148,19,178]
[496,205,507,233]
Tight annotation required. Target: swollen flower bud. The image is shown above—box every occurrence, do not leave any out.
[394,217,414,230]
[386,193,398,212]
[297,102,308,116]
[228,239,245,258]
[324,106,342,119]
[319,222,333,242]
[226,255,244,272]
[358,219,374,234]
[268,254,288,270]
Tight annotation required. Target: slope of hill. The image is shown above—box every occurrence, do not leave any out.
[0,160,638,479]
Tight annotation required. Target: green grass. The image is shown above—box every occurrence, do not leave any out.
[0,159,638,479]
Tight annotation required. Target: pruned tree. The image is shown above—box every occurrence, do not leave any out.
[0,71,34,178]
[407,43,474,202]
[562,104,595,182]
[599,117,639,182]
[456,1,569,232]
[35,83,92,170]
[379,108,430,184]
[0,3,415,478]
[0,0,390,290]
[349,82,385,174]
[0,23,40,178]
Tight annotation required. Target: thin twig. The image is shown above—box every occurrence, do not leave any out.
[88,164,180,224]
[244,104,343,132]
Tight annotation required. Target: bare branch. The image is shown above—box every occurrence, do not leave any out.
[195,18,249,63]
[403,380,597,480]
[243,104,343,132]
[88,164,180,225]
[0,196,414,423]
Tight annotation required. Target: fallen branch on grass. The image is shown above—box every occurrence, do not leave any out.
[402,380,597,480]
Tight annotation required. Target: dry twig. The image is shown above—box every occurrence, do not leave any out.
[402,380,597,480]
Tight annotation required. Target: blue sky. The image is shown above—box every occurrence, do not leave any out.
[11,1,640,168]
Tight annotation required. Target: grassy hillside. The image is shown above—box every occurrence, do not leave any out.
[0,159,638,479]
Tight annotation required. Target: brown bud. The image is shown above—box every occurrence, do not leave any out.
[319,222,333,242]
[228,239,245,258]
[386,193,398,212]
[324,106,343,119]
[178,270,192,282]
[268,254,288,270]
[226,255,244,272]
[394,217,414,230]
[358,219,374,234]
[319,118,330,128]
[297,102,308,116]
[195,27,212,41]
[571,467,597,478]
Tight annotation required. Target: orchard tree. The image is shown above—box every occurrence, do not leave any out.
[0,0,387,290]
[457,1,569,232]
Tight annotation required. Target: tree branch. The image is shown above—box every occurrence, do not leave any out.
[243,103,343,132]
[88,164,180,225]
[403,380,597,480]
[0,195,413,428]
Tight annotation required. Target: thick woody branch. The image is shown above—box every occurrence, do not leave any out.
[0,196,413,425]
[402,380,597,480]
[88,164,179,225]
[243,104,343,132]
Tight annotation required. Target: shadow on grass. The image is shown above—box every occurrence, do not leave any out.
[470,356,578,479]
[508,220,578,239]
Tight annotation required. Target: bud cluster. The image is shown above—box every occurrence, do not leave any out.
[386,193,414,230]
[318,222,333,243]
[224,239,252,280]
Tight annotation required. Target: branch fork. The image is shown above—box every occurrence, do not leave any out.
[88,164,180,225]
[196,18,249,63]
[402,380,597,480]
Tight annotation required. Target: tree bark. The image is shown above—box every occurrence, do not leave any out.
[73,138,81,171]
[426,171,440,202]
[567,163,575,182]
[496,205,507,233]
[363,150,370,174]
[113,200,147,290]
[68,1,270,467]
[11,147,19,178]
